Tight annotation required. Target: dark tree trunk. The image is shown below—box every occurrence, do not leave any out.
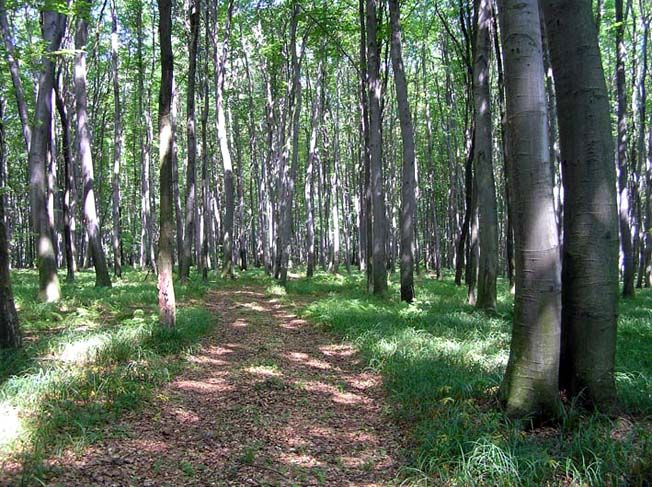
[0,96,20,349]
[29,9,65,302]
[110,0,122,277]
[542,0,619,410]
[157,0,177,327]
[389,0,416,302]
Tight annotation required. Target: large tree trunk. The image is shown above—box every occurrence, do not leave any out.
[366,0,387,295]
[29,9,65,302]
[389,0,416,302]
[473,0,498,312]
[157,0,176,328]
[615,0,635,297]
[110,0,122,277]
[74,16,112,288]
[180,0,200,283]
[0,96,20,349]
[541,0,619,411]
[498,0,562,419]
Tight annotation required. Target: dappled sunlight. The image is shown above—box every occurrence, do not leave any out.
[300,380,369,406]
[174,379,234,394]
[56,335,106,364]
[283,351,333,370]
[245,364,283,377]
[0,402,22,451]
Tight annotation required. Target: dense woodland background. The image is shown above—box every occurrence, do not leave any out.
[0,0,651,481]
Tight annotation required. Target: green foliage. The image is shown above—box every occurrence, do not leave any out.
[293,271,651,486]
[0,269,214,484]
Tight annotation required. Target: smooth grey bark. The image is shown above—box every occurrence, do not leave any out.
[157,0,176,328]
[389,0,416,302]
[615,0,635,297]
[366,0,387,295]
[29,9,65,302]
[110,0,122,277]
[305,62,324,278]
[472,0,498,312]
[278,2,304,286]
[542,0,619,410]
[0,96,20,349]
[74,16,111,288]
[213,0,235,279]
[498,0,562,419]
[0,0,30,152]
[54,71,76,283]
[180,0,200,283]
[636,14,649,288]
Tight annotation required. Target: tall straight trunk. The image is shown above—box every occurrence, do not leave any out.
[455,130,475,286]
[172,78,183,274]
[137,5,151,269]
[498,0,562,419]
[278,2,303,286]
[213,0,235,279]
[29,9,65,302]
[180,0,200,283]
[542,0,619,410]
[157,0,176,328]
[305,62,324,278]
[473,0,498,311]
[366,0,387,295]
[615,0,635,297]
[74,16,112,288]
[54,72,76,282]
[636,15,649,288]
[200,33,210,280]
[389,0,416,302]
[0,96,20,349]
[110,0,122,277]
[0,0,30,152]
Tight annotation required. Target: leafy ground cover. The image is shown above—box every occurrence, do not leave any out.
[0,269,213,484]
[289,270,652,486]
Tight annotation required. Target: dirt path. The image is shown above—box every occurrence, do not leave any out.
[45,284,403,486]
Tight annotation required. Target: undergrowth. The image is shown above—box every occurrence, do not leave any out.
[290,269,652,486]
[0,269,215,485]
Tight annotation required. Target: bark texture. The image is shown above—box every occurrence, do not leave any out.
[498,0,562,419]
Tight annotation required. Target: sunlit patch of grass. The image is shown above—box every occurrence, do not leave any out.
[0,269,214,485]
[290,270,652,486]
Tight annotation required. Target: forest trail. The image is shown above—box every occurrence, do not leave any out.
[46,284,403,486]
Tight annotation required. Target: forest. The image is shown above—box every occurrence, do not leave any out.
[0,0,651,484]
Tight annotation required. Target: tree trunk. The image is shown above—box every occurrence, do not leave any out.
[74,16,112,288]
[388,0,416,302]
[0,96,20,349]
[615,0,635,297]
[157,0,177,327]
[498,0,562,419]
[366,0,387,295]
[110,0,122,277]
[29,9,65,302]
[54,71,77,283]
[542,0,619,410]
[473,0,498,312]
[180,0,200,283]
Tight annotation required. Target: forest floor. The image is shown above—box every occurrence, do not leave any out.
[1,269,651,486]
[2,275,403,486]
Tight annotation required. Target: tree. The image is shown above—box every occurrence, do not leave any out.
[110,0,123,278]
[366,0,387,295]
[0,96,20,349]
[615,0,635,297]
[157,0,176,328]
[541,0,619,410]
[388,0,416,303]
[472,0,498,312]
[74,13,112,288]
[498,0,562,418]
[28,8,66,302]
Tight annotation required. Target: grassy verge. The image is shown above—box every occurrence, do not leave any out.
[287,270,651,486]
[0,269,215,485]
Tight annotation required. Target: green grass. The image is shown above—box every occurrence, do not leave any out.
[0,268,215,485]
[289,270,652,486]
